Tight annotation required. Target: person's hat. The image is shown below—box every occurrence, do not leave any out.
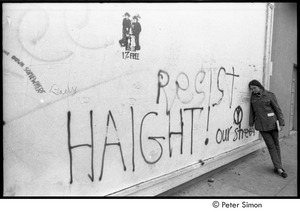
[124,12,130,17]
[133,14,141,20]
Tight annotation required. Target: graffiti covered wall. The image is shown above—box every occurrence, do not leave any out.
[3,3,268,196]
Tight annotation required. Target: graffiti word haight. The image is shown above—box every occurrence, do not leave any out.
[67,104,255,184]
[67,107,199,183]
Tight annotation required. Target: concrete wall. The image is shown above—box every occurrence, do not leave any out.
[270,3,297,137]
[3,3,269,196]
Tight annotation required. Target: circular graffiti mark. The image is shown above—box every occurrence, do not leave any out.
[18,7,74,62]
[63,4,114,50]
[233,105,243,128]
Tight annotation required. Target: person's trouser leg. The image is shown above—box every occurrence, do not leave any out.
[269,129,282,165]
[260,130,283,170]
[135,35,140,49]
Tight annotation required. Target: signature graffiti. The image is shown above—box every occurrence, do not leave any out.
[49,84,78,96]
[4,51,46,93]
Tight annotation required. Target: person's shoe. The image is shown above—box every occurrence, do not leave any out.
[276,169,288,178]
[280,169,288,178]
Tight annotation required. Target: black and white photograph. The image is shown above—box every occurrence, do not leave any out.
[2,1,298,210]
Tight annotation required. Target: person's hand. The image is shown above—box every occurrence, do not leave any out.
[279,125,284,131]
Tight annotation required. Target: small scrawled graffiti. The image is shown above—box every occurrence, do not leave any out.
[119,12,141,60]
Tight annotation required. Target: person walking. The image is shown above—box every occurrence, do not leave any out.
[248,80,288,178]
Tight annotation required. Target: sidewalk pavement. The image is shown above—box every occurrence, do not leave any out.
[159,132,297,197]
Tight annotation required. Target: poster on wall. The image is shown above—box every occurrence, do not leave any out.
[119,12,141,60]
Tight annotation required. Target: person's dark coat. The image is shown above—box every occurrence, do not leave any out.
[132,21,141,50]
[119,18,132,48]
[249,90,285,131]
[132,22,141,35]
[122,18,131,37]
